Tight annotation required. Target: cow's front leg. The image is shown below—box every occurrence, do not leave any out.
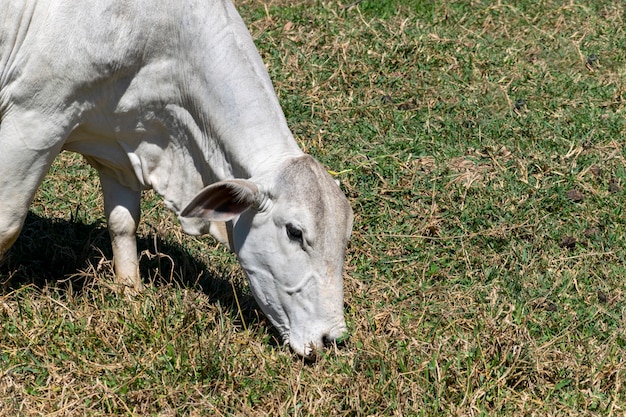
[99,173,142,294]
[0,114,64,261]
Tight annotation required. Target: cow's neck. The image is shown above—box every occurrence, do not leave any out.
[156,0,302,213]
[194,0,302,179]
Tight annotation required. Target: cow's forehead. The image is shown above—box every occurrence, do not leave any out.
[275,156,348,209]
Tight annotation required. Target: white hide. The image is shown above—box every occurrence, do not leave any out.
[0,0,353,358]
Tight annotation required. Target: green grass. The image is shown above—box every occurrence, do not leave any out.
[1,0,625,415]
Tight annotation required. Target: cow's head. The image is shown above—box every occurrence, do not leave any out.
[180,155,353,358]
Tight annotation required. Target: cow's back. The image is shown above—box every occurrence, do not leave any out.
[1,0,190,111]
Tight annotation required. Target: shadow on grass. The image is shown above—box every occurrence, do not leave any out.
[0,211,269,334]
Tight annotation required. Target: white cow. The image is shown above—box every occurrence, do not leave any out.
[0,0,353,358]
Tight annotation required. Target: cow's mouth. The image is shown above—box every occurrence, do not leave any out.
[286,324,349,359]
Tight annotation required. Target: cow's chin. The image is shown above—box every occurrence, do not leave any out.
[286,334,322,359]
[282,333,317,359]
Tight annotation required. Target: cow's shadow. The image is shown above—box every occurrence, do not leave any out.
[0,211,271,336]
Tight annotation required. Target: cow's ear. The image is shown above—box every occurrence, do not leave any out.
[181,179,260,222]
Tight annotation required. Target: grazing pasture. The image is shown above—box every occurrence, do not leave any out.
[1,0,625,415]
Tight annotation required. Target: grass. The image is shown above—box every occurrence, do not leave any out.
[1,0,625,415]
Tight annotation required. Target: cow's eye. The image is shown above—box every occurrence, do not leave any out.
[286,224,304,244]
